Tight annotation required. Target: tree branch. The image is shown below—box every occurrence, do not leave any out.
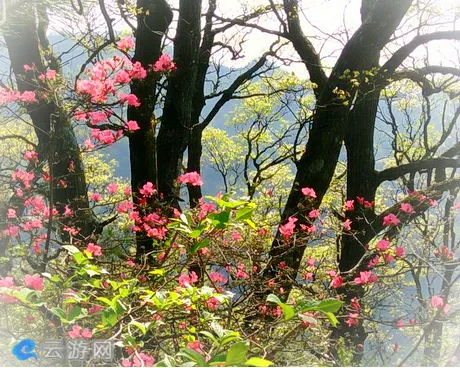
[199,50,273,129]
[382,31,460,77]
[282,0,327,97]
[375,157,460,185]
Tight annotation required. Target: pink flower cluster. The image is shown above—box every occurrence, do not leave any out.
[67,324,93,339]
[23,275,44,291]
[178,172,203,186]
[121,352,155,367]
[279,216,298,239]
[0,87,38,105]
[178,271,199,287]
[152,54,177,73]
[354,271,378,285]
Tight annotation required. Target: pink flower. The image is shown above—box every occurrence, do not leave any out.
[376,239,390,251]
[108,183,118,194]
[344,199,355,211]
[206,297,220,309]
[395,247,406,258]
[67,324,81,338]
[23,63,35,71]
[396,320,405,328]
[24,150,38,161]
[88,305,103,314]
[20,91,38,103]
[231,231,242,241]
[91,193,101,202]
[350,297,361,310]
[0,276,14,288]
[308,209,320,218]
[383,213,400,227]
[209,271,227,284]
[153,54,177,73]
[178,271,198,287]
[279,216,298,239]
[4,225,19,237]
[187,341,204,354]
[301,187,317,198]
[126,259,136,267]
[130,62,147,79]
[67,325,92,339]
[116,37,135,52]
[354,271,378,285]
[307,258,315,268]
[139,182,156,197]
[327,270,337,277]
[133,353,155,367]
[430,295,444,309]
[24,275,44,291]
[331,275,343,288]
[345,313,360,327]
[115,70,131,84]
[88,111,108,124]
[343,219,352,231]
[84,139,94,150]
[119,93,140,107]
[178,172,203,186]
[400,203,415,214]
[125,120,140,132]
[63,205,73,216]
[81,328,93,339]
[45,69,57,80]
[86,243,102,256]
[7,209,16,218]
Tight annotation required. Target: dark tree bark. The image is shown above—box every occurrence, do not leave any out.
[2,1,95,238]
[185,0,216,208]
[264,0,412,297]
[128,0,173,255]
[156,0,202,207]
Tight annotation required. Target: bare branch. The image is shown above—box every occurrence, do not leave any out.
[375,157,460,185]
[382,31,460,77]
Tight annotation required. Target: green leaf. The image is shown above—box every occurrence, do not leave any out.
[72,251,87,265]
[67,305,82,321]
[96,297,113,307]
[199,331,218,345]
[189,229,202,239]
[191,239,210,255]
[245,219,257,230]
[179,347,207,367]
[244,358,274,367]
[266,294,295,321]
[323,311,339,327]
[102,309,118,327]
[50,307,68,322]
[235,206,254,221]
[219,333,241,347]
[208,355,226,366]
[226,342,248,366]
[129,321,148,335]
[314,299,344,313]
[119,288,129,298]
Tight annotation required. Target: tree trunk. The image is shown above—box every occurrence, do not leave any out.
[128,0,172,255]
[156,0,202,206]
[2,0,95,239]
